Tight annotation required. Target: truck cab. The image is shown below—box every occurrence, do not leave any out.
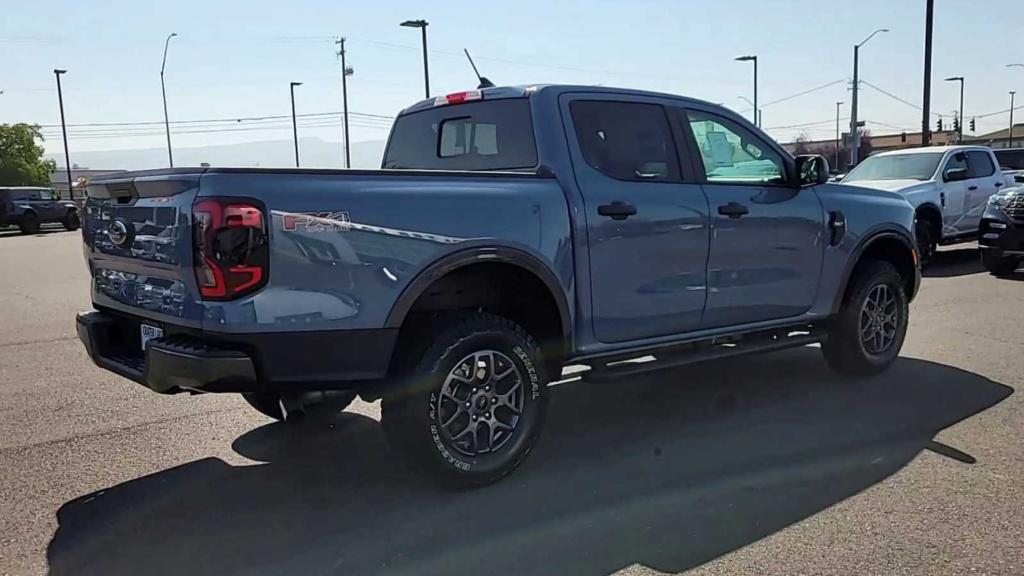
[840,145,1007,262]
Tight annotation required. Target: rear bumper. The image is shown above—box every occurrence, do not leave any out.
[76,310,397,394]
[77,311,257,394]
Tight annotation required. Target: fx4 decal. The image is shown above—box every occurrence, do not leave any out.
[281,211,352,233]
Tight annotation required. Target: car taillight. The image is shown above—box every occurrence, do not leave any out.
[193,198,268,301]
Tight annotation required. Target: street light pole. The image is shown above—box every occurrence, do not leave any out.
[336,37,354,168]
[160,32,178,168]
[735,55,757,126]
[945,76,964,143]
[53,69,73,201]
[290,82,302,167]
[850,28,889,167]
[1010,91,1017,149]
[836,101,845,171]
[401,19,430,99]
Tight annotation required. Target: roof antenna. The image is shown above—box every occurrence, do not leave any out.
[464,49,495,89]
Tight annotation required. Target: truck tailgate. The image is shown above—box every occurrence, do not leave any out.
[83,172,204,328]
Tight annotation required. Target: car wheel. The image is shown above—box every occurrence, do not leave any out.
[981,249,1019,276]
[18,212,40,235]
[822,260,909,377]
[63,210,81,231]
[914,219,937,267]
[242,391,356,422]
[381,312,549,488]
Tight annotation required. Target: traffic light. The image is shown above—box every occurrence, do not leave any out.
[937,117,944,131]
[953,116,959,132]
[970,118,976,132]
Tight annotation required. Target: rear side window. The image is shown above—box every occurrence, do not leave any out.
[570,100,680,182]
[994,149,1024,170]
[383,99,537,171]
[966,151,996,178]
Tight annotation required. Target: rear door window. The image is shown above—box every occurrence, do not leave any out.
[966,151,996,178]
[383,99,537,171]
[569,100,681,182]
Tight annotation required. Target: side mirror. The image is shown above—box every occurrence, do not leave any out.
[795,154,830,187]
[944,167,969,182]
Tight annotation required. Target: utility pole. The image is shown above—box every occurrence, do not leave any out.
[336,37,353,168]
[53,69,73,201]
[836,101,845,171]
[850,28,888,166]
[945,76,964,143]
[1010,91,1016,149]
[921,0,934,147]
[290,82,302,167]
[160,32,178,167]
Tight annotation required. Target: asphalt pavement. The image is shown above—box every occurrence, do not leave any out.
[1,227,1022,575]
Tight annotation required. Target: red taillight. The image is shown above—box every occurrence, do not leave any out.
[193,198,268,301]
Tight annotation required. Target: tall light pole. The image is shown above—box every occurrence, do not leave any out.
[400,19,430,99]
[1010,91,1017,149]
[836,101,845,171]
[290,82,302,167]
[53,69,73,201]
[735,55,757,126]
[850,28,889,166]
[945,76,964,143]
[921,0,934,147]
[336,37,354,168]
[160,32,177,167]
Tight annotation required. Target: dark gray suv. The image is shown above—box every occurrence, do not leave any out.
[0,187,80,234]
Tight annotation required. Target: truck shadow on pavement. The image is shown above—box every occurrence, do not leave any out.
[923,248,985,278]
[46,348,1012,576]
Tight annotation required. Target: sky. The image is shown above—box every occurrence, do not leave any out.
[2,0,1023,168]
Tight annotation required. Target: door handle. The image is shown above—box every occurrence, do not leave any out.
[597,201,637,221]
[717,202,749,219]
[995,182,1004,188]
[968,185,978,191]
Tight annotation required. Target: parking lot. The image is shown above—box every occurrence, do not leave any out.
[0,227,1022,575]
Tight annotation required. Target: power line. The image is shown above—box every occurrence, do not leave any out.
[36,110,394,129]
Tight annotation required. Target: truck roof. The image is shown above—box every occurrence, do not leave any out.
[871,145,993,157]
[398,84,721,115]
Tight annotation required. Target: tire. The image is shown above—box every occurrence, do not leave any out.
[381,312,549,488]
[242,391,356,422]
[981,250,1019,276]
[914,218,937,267]
[18,212,40,235]
[822,260,909,377]
[63,210,80,231]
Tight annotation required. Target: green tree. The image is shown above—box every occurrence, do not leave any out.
[0,124,56,186]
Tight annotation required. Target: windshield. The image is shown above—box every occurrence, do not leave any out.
[844,152,944,182]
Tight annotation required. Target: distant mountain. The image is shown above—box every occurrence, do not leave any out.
[48,138,386,171]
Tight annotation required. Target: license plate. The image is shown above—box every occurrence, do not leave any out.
[140,324,163,351]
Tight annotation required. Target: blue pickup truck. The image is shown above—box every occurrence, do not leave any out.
[77,85,920,486]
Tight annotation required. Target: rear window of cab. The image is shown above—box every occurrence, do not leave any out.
[383,99,538,171]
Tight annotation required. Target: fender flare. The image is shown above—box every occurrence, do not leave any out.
[831,228,918,314]
[384,246,572,344]
[915,202,943,225]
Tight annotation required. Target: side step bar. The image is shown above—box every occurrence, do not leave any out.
[583,325,826,383]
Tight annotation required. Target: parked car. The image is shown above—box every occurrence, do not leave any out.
[0,187,80,234]
[994,148,1024,185]
[839,146,1008,264]
[979,183,1024,274]
[76,85,920,486]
